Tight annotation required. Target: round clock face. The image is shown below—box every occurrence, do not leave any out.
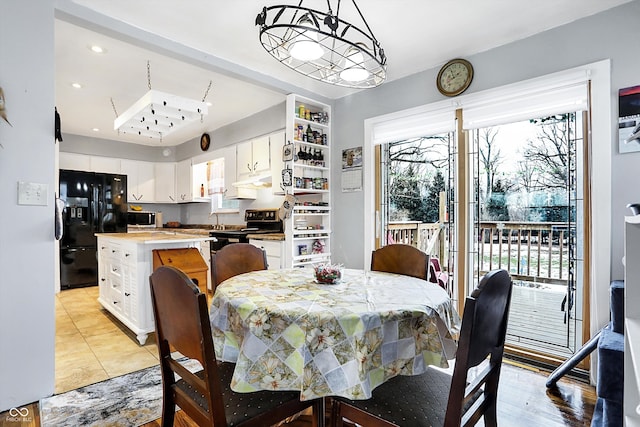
[436,59,473,97]
[200,133,210,151]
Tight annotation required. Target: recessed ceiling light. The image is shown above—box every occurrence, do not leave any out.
[206,102,213,107]
[89,45,107,54]
[71,83,82,89]
[92,128,100,132]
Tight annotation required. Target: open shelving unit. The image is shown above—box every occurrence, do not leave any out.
[284,94,332,268]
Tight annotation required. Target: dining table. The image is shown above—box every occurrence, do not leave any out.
[209,268,461,402]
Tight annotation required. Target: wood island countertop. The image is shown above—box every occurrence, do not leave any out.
[96,231,214,244]
[246,233,285,241]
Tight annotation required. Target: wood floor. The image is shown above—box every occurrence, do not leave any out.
[4,359,595,427]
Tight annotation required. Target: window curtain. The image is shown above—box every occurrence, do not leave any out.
[462,70,589,129]
[372,102,456,145]
[206,158,224,195]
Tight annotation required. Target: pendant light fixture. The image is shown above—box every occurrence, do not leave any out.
[112,61,211,141]
[255,0,386,89]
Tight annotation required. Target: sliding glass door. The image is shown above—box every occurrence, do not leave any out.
[469,112,588,363]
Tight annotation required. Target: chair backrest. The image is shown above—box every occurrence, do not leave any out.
[370,244,429,281]
[150,266,227,426]
[211,243,268,290]
[445,269,513,426]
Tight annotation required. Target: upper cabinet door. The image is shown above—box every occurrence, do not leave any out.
[91,156,121,174]
[176,159,193,203]
[252,135,271,174]
[59,152,91,171]
[121,159,155,203]
[154,163,177,203]
[236,136,271,178]
[236,141,253,179]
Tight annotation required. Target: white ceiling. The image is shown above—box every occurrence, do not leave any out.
[55,0,632,147]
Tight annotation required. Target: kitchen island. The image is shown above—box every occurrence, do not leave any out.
[96,232,213,345]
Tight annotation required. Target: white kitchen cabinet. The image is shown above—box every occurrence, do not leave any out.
[154,162,177,203]
[236,135,270,180]
[250,239,285,270]
[97,239,146,342]
[284,94,332,268]
[91,156,121,174]
[121,159,155,203]
[176,158,193,202]
[59,152,121,174]
[97,234,210,345]
[59,152,91,171]
[220,145,257,200]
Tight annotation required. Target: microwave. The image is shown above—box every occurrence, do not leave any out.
[127,211,156,227]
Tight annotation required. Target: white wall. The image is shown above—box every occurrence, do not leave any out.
[330,1,640,330]
[0,1,56,410]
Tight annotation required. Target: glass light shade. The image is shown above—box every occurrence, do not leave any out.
[288,15,324,61]
[340,46,369,82]
[289,34,324,61]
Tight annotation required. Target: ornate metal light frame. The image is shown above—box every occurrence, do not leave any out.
[114,90,208,140]
[256,0,386,89]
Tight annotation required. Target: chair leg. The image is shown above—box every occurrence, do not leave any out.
[160,397,175,427]
[483,402,498,427]
[313,397,326,427]
[331,400,343,427]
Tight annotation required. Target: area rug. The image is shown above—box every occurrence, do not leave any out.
[39,359,201,427]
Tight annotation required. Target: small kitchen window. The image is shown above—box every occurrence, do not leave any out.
[210,193,240,213]
[207,158,240,213]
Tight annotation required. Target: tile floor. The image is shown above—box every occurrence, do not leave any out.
[55,286,159,394]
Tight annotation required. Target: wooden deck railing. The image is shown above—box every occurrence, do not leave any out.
[387,221,442,254]
[387,220,570,286]
[478,221,570,286]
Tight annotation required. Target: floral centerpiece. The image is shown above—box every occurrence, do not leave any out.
[314,263,343,284]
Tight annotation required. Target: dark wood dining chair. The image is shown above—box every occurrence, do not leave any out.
[150,266,323,427]
[370,244,430,281]
[331,269,513,427]
[211,243,268,291]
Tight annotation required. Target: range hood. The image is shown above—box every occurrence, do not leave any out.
[232,172,272,189]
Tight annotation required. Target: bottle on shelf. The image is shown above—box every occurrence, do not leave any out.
[200,184,205,197]
[306,124,314,143]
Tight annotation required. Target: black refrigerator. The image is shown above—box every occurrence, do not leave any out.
[59,169,128,289]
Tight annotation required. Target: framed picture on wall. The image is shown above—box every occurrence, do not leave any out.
[619,85,640,154]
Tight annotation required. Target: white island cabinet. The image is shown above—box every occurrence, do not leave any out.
[96,232,213,345]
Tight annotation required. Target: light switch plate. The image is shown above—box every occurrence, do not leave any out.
[17,181,49,206]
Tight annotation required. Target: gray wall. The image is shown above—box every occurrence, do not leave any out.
[0,1,56,410]
[330,1,640,282]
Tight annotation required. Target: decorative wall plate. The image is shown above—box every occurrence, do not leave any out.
[282,143,294,161]
[281,168,293,187]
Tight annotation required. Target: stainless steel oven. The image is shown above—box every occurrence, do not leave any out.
[209,208,283,252]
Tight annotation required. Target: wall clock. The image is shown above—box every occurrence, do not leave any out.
[200,133,211,151]
[436,58,474,97]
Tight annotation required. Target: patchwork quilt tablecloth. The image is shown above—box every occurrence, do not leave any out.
[210,268,461,400]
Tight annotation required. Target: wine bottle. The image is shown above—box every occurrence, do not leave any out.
[306,124,313,143]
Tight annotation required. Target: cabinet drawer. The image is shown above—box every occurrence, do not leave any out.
[250,239,283,257]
